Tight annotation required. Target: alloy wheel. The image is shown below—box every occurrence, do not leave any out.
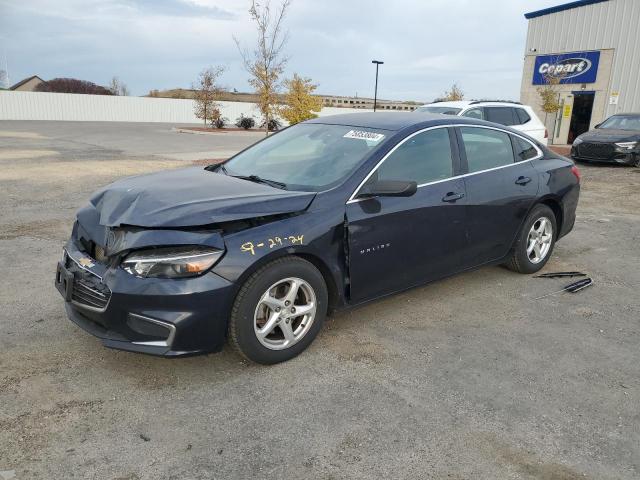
[253,277,317,350]
[526,217,553,264]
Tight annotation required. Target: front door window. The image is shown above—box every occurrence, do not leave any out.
[373,127,453,185]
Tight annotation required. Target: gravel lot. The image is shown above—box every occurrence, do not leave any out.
[1,121,639,480]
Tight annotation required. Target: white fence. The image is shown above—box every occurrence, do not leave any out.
[0,91,374,124]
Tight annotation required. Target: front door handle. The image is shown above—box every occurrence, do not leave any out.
[515,176,532,185]
[442,191,465,203]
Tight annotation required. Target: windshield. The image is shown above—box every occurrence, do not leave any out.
[599,115,640,130]
[222,123,389,191]
[415,106,462,115]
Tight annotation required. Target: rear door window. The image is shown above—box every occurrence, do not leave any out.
[460,127,515,173]
[485,107,517,126]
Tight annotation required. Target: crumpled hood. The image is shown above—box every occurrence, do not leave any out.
[89,167,316,227]
[578,129,640,143]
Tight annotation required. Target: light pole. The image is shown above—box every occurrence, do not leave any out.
[371,60,383,112]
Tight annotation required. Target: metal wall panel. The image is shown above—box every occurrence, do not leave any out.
[524,0,640,116]
[0,91,374,123]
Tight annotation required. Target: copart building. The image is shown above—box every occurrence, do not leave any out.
[520,0,640,145]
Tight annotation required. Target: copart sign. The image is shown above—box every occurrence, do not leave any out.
[532,51,600,85]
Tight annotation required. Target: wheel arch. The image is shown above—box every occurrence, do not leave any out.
[536,196,563,237]
[293,252,342,313]
[506,196,563,257]
[229,248,344,315]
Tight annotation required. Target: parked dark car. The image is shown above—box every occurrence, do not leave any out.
[55,113,580,364]
[571,113,640,166]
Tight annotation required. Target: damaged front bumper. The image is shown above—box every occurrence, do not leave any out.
[55,238,236,357]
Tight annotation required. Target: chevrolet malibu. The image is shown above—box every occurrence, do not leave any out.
[55,113,580,364]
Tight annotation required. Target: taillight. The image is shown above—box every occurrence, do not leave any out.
[571,165,581,182]
[544,128,549,139]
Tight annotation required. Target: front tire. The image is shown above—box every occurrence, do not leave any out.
[228,257,328,364]
[504,204,557,274]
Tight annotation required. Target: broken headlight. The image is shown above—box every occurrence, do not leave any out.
[121,246,224,279]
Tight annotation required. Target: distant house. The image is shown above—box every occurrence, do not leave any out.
[10,75,44,92]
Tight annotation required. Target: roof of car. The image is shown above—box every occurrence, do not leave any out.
[304,112,546,145]
[306,112,471,131]
[420,101,471,108]
[420,100,526,108]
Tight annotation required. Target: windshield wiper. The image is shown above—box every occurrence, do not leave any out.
[206,163,287,189]
[232,174,287,190]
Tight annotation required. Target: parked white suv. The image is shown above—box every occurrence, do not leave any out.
[415,101,548,145]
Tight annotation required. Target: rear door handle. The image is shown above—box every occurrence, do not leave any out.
[442,192,465,203]
[515,176,532,185]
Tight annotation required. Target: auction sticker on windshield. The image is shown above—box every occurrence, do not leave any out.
[343,130,385,143]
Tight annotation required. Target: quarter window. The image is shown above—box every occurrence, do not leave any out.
[375,128,453,184]
[460,127,515,173]
[485,107,517,126]
[513,136,538,161]
[515,108,531,125]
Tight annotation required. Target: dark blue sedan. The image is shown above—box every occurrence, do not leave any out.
[55,113,580,364]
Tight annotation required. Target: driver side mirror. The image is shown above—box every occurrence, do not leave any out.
[357,180,417,198]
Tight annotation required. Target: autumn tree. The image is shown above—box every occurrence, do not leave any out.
[535,56,571,130]
[280,74,322,124]
[536,61,568,116]
[109,76,130,96]
[441,83,464,101]
[537,75,562,116]
[192,66,225,127]
[235,0,291,135]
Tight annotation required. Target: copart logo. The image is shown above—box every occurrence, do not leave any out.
[538,57,592,79]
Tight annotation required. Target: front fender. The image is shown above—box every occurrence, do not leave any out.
[212,211,348,307]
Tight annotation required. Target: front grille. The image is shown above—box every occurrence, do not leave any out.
[63,251,112,311]
[576,142,614,160]
[71,278,111,310]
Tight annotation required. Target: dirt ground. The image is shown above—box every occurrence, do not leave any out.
[0,122,639,480]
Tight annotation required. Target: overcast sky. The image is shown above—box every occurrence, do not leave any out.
[0,0,562,102]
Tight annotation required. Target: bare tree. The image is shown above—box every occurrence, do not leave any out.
[109,76,129,96]
[192,66,225,127]
[235,0,291,135]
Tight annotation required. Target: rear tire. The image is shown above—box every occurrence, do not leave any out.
[228,257,328,364]
[504,204,557,274]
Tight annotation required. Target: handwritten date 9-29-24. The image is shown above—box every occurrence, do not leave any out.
[241,235,304,255]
